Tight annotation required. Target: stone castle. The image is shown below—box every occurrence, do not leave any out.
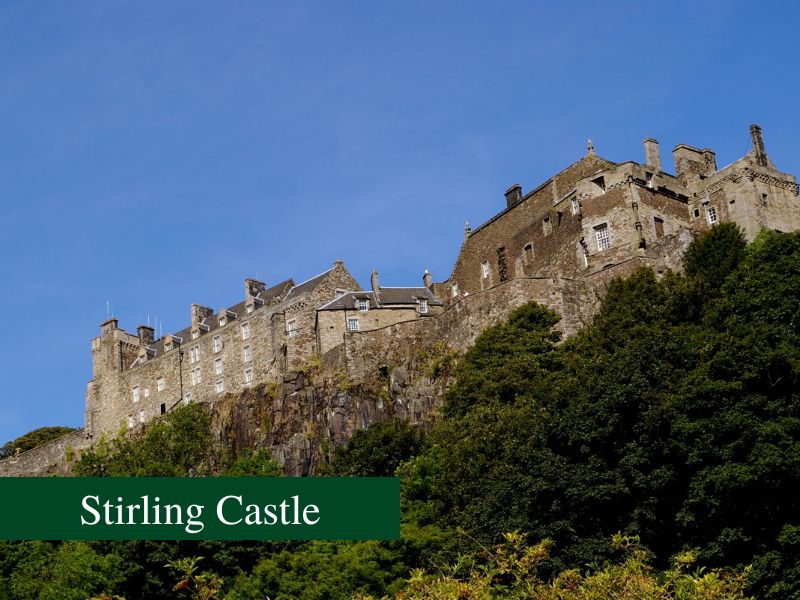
[2,124,798,476]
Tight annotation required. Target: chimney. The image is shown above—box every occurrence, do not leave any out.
[504,184,522,208]
[423,269,432,289]
[190,304,213,327]
[370,270,380,293]
[750,124,768,167]
[137,325,155,346]
[643,138,662,172]
[244,278,266,300]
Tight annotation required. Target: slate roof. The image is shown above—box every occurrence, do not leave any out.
[284,268,335,303]
[319,287,442,311]
[146,278,295,358]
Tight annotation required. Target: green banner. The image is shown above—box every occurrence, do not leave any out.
[0,477,399,540]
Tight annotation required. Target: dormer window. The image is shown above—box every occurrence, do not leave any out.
[357,298,369,312]
[219,316,227,327]
[165,342,173,352]
[591,176,606,194]
[191,330,199,340]
[418,298,428,314]
[241,322,250,340]
[246,304,254,314]
[335,288,347,298]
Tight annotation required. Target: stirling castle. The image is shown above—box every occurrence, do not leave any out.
[3,125,799,476]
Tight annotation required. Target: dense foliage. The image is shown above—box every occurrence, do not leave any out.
[0,426,77,458]
[2,223,798,598]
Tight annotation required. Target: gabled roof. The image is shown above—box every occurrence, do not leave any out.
[284,268,335,303]
[319,287,442,311]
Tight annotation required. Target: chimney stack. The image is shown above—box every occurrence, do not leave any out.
[643,138,662,172]
[137,325,155,346]
[370,270,380,293]
[750,124,768,167]
[504,184,522,208]
[190,304,213,327]
[423,269,432,289]
[244,278,266,300]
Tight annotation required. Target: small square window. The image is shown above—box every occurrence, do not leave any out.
[213,335,222,353]
[157,377,165,392]
[132,386,140,403]
[693,208,701,218]
[215,379,225,394]
[419,298,428,314]
[244,368,254,384]
[357,298,369,312]
[481,261,490,278]
[243,345,252,363]
[706,206,718,225]
[288,319,298,338]
[241,322,251,340]
[214,357,223,375]
[347,318,360,332]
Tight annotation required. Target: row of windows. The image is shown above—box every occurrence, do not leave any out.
[132,377,166,402]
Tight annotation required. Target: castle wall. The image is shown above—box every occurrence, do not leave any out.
[0,429,90,477]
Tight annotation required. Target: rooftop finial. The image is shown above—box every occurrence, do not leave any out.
[465,221,471,238]
[587,139,595,155]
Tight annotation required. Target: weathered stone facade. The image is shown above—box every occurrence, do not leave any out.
[3,124,798,477]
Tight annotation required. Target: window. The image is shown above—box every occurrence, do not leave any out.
[347,318,360,332]
[243,345,252,363]
[213,335,222,353]
[157,377,165,392]
[335,288,347,298]
[128,416,134,429]
[219,316,227,327]
[761,193,768,206]
[523,243,534,262]
[451,283,459,297]
[215,379,225,393]
[160,403,166,415]
[241,322,250,340]
[183,393,192,405]
[143,387,150,398]
[542,216,552,236]
[165,342,173,352]
[357,299,369,312]
[191,329,199,340]
[591,176,606,194]
[594,223,611,251]
[244,368,254,384]
[287,319,298,338]
[191,367,201,386]
[654,216,665,239]
[246,304,254,314]
[706,206,718,225]
[139,410,145,423]
[132,386,140,403]
[189,346,200,364]
[481,261,490,278]
[693,208,701,218]
[571,198,579,215]
[418,299,428,314]
[214,357,223,375]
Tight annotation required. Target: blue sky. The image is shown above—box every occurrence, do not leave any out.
[1,1,799,443]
